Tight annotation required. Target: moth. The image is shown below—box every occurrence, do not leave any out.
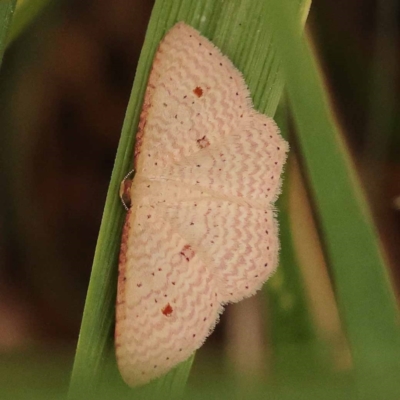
[115,22,288,387]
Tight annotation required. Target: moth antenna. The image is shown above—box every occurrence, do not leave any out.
[120,169,135,211]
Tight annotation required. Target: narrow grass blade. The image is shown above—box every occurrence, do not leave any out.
[0,0,16,68]
[267,0,400,396]
[264,2,331,380]
[267,104,327,377]
[68,0,309,398]
[6,0,51,46]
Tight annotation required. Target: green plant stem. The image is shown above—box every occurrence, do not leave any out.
[0,0,16,68]
[267,0,400,397]
[68,0,307,399]
[6,0,51,45]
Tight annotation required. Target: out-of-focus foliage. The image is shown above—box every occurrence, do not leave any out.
[0,0,16,67]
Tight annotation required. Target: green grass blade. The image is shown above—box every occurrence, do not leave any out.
[267,0,400,396]
[6,0,51,46]
[264,3,331,380]
[267,103,326,377]
[0,0,16,68]
[68,0,308,398]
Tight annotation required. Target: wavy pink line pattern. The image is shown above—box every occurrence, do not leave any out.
[116,22,288,387]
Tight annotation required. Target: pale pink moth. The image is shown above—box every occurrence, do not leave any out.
[115,22,288,387]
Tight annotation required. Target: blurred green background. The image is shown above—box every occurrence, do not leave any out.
[0,0,399,399]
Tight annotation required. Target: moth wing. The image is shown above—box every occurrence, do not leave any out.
[164,199,278,303]
[167,114,288,205]
[116,205,222,387]
[135,22,254,173]
[117,21,288,387]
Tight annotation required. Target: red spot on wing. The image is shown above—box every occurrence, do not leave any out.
[162,303,173,316]
[197,135,210,149]
[180,244,195,261]
[193,86,203,97]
